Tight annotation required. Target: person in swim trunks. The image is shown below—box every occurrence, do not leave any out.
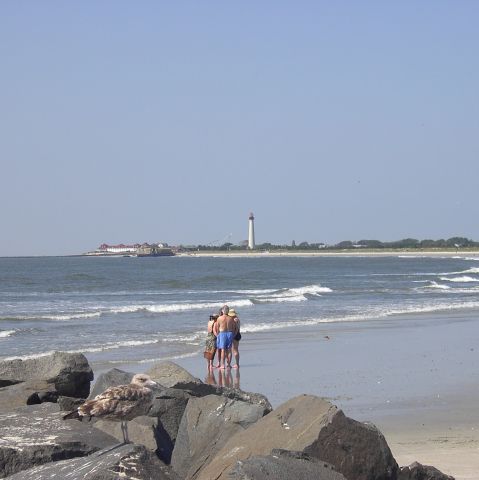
[214,305,237,369]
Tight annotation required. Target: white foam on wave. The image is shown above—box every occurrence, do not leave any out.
[111,299,254,315]
[0,330,15,338]
[161,331,203,344]
[439,276,479,283]
[287,284,333,295]
[205,288,279,295]
[253,294,308,304]
[252,284,332,303]
[420,281,451,290]
[446,267,479,275]
[0,312,103,322]
[46,312,103,321]
[2,350,58,361]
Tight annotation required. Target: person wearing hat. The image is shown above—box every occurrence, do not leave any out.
[229,308,241,369]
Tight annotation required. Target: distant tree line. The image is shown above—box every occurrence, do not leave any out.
[178,237,479,251]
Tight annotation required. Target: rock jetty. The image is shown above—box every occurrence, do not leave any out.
[0,352,455,479]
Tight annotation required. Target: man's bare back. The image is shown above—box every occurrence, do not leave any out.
[214,314,237,334]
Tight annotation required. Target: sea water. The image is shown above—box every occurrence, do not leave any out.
[1,255,479,372]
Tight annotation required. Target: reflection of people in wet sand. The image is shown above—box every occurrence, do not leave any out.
[204,314,218,371]
[213,305,237,370]
[233,368,240,389]
[205,369,217,385]
[228,308,241,369]
[218,368,233,388]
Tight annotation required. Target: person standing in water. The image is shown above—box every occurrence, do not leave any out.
[228,308,241,369]
[214,305,237,369]
[204,314,218,371]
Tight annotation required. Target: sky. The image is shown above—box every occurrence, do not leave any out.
[1,1,478,256]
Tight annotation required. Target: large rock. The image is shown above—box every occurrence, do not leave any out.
[147,362,272,414]
[6,444,179,480]
[197,394,398,480]
[88,368,134,399]
[228,449,347,480]
[171,394,265,479]
[146,361,201,388]
[0,351,93,398]
[94,415,160,452]
[0,402,117,478]
[148,386,192,463]
[0,380,56,412]
[399,461,455,480]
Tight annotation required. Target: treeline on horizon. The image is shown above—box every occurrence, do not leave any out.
[181,236,479,251]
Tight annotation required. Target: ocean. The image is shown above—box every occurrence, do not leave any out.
[1,254,479,373]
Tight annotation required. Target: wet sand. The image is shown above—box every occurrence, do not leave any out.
[176,310,479,479]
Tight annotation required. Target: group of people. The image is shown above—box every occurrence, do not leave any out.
[204,304,241,370]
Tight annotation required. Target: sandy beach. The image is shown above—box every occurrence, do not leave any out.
[177,249,479,259]
[174,310,479,479]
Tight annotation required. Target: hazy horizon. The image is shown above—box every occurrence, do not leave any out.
[2,2,478,256]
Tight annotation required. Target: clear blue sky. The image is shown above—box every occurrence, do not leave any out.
[1,1,478,256]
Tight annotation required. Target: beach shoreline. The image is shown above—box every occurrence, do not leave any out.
[167,310,479,479]
[176,249,479,258]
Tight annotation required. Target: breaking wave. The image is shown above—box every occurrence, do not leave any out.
[439,276,479,283]
[0,330,15,338]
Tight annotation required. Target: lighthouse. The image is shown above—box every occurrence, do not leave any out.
[248,212,255,250]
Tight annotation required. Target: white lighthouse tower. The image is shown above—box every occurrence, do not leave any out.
[248,212,255,250]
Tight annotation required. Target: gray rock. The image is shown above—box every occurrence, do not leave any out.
[0,402,117,478]
[304,415,398,480]
[146,361,201,388]
[148,387,192,463]
[171,380,272,416]
[0,380,54,412]
[399,461,455,480]
[94,415,160,452]
[171,394,265,479]
[58,395,86,412]
[0,351,93,398]
[147,362,272,414]
[6,444,179,480]
[228,449,347,480]
[88,368,134,399]
[197,394,398,480]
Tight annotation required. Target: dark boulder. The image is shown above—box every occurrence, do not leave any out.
[228,449,347,480]
[57,395,86,412]
[0,402,117,478]
[6,444,179,480]
[399,461,455,480]
[197,394,398,480]
[148,386,192,463]
[304,415,398,480]
[171,394,265,479]
[0,351,93,399]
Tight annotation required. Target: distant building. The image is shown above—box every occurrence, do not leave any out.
[95,242,173,256]
[98,243,140,254]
